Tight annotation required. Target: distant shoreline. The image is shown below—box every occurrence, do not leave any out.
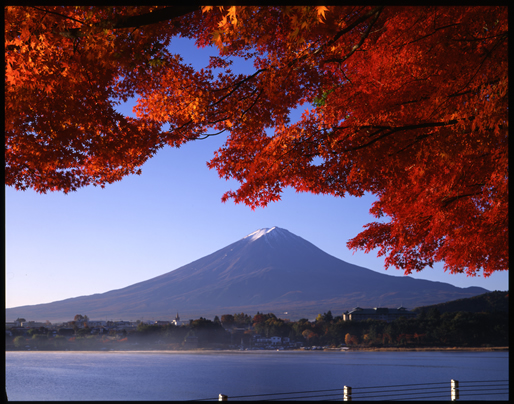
[7,346,508,354]
[332,346,509,352]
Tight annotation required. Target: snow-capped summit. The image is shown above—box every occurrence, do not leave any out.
[244,227,280,242]
[242,227,301,247]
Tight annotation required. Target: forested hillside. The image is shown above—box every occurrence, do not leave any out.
[413,291,508,314]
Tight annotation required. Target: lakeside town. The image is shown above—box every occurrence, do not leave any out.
[6,313,306,351]
[5,300,509,352]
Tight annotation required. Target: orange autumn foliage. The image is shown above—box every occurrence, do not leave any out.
[5,6,507,277]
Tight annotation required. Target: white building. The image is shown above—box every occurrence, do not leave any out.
[21,321,46,328]
[88,320,107,327]
[270,336,282,345]
[343,307,417,322]
[171,313,182,326]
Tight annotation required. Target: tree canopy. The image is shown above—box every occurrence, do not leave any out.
[5,6,508,277]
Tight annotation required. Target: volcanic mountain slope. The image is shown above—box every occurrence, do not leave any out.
[6,227,489,322]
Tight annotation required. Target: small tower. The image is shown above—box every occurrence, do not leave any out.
[172,312,182,326]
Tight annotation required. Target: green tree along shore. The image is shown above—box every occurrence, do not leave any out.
[6,308,508,352]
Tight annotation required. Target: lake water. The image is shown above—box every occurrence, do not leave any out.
[6,350,508,401]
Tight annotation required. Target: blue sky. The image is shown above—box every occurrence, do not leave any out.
[5,36,508,310]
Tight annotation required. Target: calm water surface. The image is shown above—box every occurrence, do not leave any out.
[6,350,508,401]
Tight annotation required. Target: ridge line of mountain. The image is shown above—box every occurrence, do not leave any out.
[6,227,491,322]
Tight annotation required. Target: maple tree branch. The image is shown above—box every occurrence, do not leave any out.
[401,23,460,47]
[339,120,461,152]
[206,116,231,126]
[191,87,263,142]
[30,6,85,25]
[57,6,200,39]
[197,129,227,140]
[339,68,353,86]
[201,6,382,121]
[81,69,102,105]
[392,79,501,110]
[462,33,508,91]
[389,133,432,156]
[322,6,383,65]
[326,6,384,50]
[239,88,264,120]
[109,6,200,29]
[441,191,484,208]
[285,6,383,72]
[237,86,260,103]
[209,69,267,108]
[180,82,263,139]
[427,35,506,121]
[449,31,508,42]
[167,118,194,139]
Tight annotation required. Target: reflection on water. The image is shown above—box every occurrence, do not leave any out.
[6,351,508,401]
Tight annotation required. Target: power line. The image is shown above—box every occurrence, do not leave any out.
[193,379,508,401]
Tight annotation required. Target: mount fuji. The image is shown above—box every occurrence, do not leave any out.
[6,227,488,322]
